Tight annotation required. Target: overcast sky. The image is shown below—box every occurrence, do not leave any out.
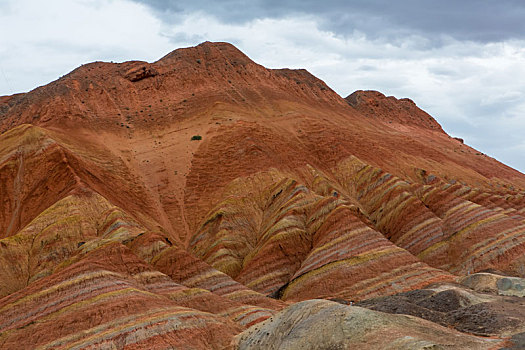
[1,0,524,173]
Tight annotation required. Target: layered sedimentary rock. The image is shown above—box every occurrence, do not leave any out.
[190,170,454,302]
[1,42,525,348]
[0,243,243,349]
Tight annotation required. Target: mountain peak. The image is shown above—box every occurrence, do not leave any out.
[0,41,346,133]
[157,41,255,67]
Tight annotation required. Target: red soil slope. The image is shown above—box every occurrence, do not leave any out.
[1,42,525,349]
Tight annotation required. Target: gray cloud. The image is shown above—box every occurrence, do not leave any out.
[132,0,525,44]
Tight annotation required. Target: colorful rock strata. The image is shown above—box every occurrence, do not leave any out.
[1,42,525,348]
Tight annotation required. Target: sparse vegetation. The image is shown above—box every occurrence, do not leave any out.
[191,135,202,141]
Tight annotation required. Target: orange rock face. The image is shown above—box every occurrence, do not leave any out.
[1,42,525,348]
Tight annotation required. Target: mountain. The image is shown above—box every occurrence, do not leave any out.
[0,41,524,349]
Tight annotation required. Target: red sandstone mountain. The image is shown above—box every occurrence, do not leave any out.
[1,42,524,349]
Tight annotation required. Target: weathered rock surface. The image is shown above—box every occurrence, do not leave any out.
[346,90,444,131]
[357,282,525,337]
[1,42,525,348]
[460,272,525,297]
[124,63,158,82]
[233,299,504,349]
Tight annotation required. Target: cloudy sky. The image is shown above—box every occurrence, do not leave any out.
[1,0,524,172]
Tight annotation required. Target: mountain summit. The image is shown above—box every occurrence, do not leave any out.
[1,42,525,349]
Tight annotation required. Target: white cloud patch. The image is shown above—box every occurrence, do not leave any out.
[0,0,172,93]
[1,1,524,173]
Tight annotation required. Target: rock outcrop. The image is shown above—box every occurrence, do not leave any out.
[124,63,158,82]
[346,90,444,131]
[357,281,525,338]
[233,299,504,349]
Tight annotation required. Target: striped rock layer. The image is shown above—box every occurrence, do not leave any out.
[1,42,525,348]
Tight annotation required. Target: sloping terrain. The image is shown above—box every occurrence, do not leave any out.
[233,299,506,349]
[1,42,524,349]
